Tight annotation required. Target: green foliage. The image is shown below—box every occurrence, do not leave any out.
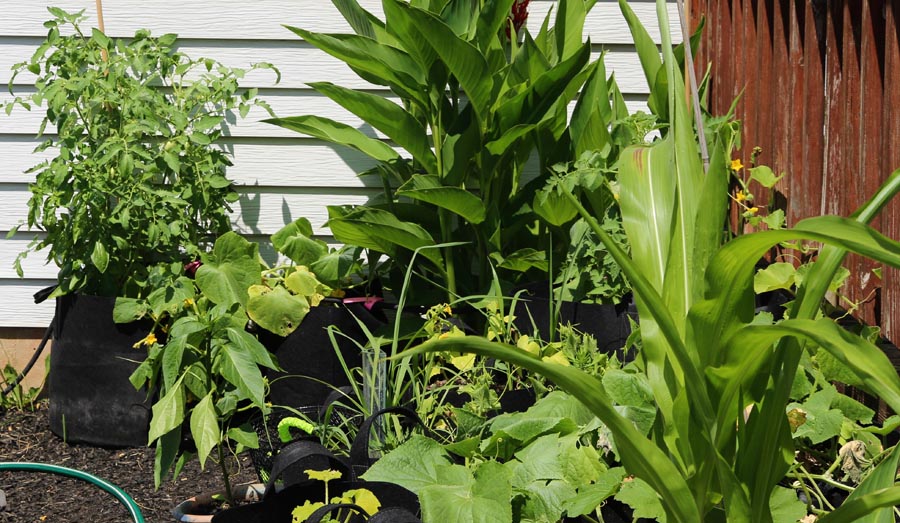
[247,217,362,337]
[365,391,634,523]
[535,151,632,305]
[4,8,277,298]
[120,233,278,498]
[0,361,44,411]
[402,2,900,521]
[268,0,617,302]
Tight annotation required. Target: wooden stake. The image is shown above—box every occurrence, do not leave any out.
[95,0,105,33]
[95,0,107,62]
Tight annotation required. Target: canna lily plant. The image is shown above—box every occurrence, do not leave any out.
[406,1,900,521]
[267,0,629,303]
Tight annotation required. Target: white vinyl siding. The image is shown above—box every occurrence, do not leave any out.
[0,0,679,327]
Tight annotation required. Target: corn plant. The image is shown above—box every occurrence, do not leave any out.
[406,1,900,521]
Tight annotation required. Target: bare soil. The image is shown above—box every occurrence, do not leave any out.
[0,401,258,523]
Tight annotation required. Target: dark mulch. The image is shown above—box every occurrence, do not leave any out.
[0,401,258,523]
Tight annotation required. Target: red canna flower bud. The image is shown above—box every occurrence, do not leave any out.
[505,0,530,39]
[511,0,530,32]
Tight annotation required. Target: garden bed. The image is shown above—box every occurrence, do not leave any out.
[0,401,257,523]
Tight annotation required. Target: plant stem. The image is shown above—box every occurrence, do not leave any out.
[218,441,234,506]
[431,110,457,300]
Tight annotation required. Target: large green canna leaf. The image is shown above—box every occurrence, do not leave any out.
[325,206,444,269]
[382,0,440,75]
[403,336,702,523]
[616,0,663,113]
[493,42,591,133]
[484,123,539,157]
[396,175,487,224]
[473,0,516,51]
[265,115,400,164]
[329,0,391,42]
[440,0,480,39]
[554,0,587,62]
[309,82,437,173]
[284,28,425,106]
[569,54,614,157]
[440,106,481,187]
[388,1,492,124]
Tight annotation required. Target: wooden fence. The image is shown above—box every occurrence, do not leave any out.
[690,0,900,345]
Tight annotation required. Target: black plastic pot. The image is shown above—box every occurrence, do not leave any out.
[48,293,153,447]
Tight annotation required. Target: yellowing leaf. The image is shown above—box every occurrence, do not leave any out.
[306,468,343,483]
[450,352,477,372]
[341,488,381,515]
[292,500,325,523]
[517,336,542,356]
[542,351,571,366]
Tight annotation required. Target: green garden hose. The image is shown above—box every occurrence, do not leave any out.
[0,462,145,523]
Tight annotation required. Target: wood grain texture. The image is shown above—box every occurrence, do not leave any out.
[698,0,900,344]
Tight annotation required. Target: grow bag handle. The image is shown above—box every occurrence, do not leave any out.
[306,503,421,523]
[349,405,428,481]
[263,440,350,499]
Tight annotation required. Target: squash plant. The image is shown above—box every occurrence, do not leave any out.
[268,0,621,303]
[364,388,655,522]
[406,1,900,521]
[5,7,277,298]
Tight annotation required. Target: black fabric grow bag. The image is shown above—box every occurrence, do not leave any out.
[215,408,424,523]
[511,281,635,357]
[262,300,385,411]
[48,293,152,447]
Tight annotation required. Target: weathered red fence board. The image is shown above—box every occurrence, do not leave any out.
[693,0,900,345]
